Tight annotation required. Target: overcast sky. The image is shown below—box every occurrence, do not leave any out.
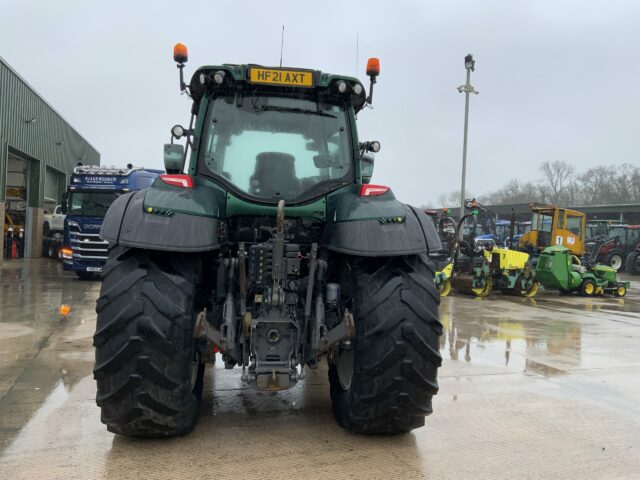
[2,0,639,206]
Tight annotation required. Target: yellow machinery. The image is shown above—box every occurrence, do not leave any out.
[484,247,538,297]
[451,246,538,297]
[435,263,453,297]
[518,204,586,256]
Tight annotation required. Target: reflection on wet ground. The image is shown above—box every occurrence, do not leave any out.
[1,261,639,479]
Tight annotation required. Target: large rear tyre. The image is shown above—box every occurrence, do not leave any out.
[93,246,204,437]
[329,254,442,434]
[626,252,640,274]
[603,251,624,272]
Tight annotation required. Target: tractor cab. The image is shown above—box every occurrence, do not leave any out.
[164,57,382,205]
[518,204,586,256]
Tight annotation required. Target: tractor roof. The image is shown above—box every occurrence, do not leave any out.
[611,224,640,229]
[189,64,367,113]
[529,204,586,217]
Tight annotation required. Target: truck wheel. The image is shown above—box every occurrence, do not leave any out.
[329,254,442,434]
[626,252,640,274]
[76,271,96,280]
[579,279,596,297]
[93,246,204,437]
[603,251,624,272]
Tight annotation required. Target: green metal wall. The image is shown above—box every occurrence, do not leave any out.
[0,57,100,207]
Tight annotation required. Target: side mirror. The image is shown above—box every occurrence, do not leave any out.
[164,144,185,173]
[60,192,68,214]
[361,153,375,184]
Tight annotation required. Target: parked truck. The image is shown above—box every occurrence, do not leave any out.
[61,164,161,279]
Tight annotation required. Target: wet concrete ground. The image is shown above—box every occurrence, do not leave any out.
[1,259,639,479]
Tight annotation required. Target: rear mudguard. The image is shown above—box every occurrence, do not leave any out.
[102,182,442,256]
[322,187,443,256]
[101,183,224,252]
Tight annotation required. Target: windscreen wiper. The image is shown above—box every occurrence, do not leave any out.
[255,105,337,118]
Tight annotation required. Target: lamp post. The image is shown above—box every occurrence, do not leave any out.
[457,54,479,237]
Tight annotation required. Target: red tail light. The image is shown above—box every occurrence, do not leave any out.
[359,184,390,197]
[160,174,193,188]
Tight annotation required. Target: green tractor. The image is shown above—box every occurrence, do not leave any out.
[535,245,628,297]
[93,45,444,437]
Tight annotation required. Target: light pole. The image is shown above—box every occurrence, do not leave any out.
[457,54,479,237]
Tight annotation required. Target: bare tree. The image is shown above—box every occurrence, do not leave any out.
[437,190,473,207]
[478,178,541,205]
[434,162,640,208]
[539,160,575,204]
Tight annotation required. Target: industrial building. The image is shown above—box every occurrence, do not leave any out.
[1,56,99,261]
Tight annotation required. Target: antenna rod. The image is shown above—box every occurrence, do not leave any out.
[356,32,359,76]
[280,25,285,67]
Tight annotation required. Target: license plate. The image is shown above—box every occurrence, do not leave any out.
[249,68,313,87]
[86,267,102,272]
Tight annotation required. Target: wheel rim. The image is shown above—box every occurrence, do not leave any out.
[584,283,594,295]
[439,280,452,297]
[618,286,626,297]
[336,346,354,390]
[190,350,201,390]
[472,277,492,297]
[520,280,539,298]
[610,255,623,271]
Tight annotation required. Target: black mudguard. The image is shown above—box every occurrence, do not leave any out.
[100,190,222,252]
[322,189,442,256]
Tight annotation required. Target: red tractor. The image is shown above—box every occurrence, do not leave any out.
[587,225,640,272]
[626,240,640,275]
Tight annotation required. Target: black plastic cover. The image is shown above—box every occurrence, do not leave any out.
[100,190,221,252]
[322,204,443,257]
[407,205,444,253]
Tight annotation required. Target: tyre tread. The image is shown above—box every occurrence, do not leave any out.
[93,248,201,437]
[329,254,443,434]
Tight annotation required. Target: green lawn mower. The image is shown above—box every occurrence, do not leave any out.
[535,245,629,297]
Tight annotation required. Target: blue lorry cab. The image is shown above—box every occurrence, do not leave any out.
[62,165,161,278]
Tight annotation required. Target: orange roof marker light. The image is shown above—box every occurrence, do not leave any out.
[173,43,189,64]
[59,304,72,316]
[366,57,380,77]
[173,43,189,92]
[365,58,380,105]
